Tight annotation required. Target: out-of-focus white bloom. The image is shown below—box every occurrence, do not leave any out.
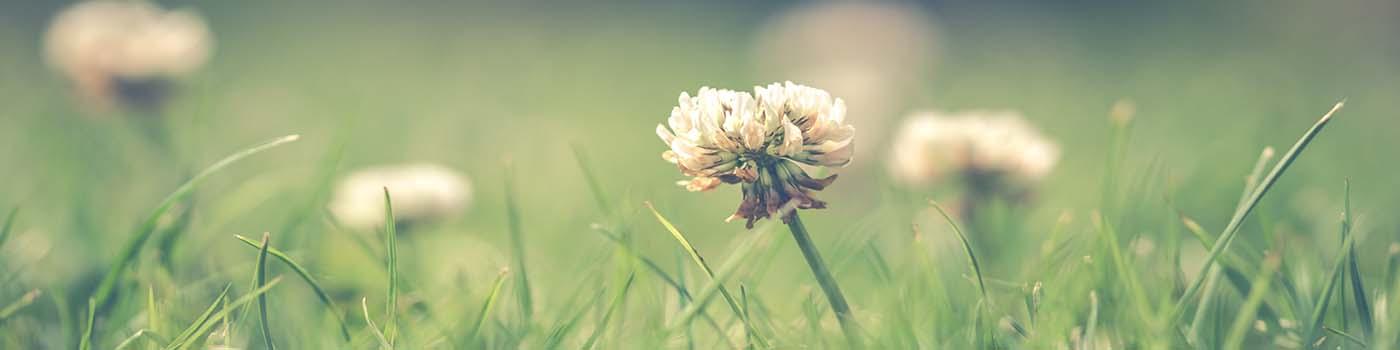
[754,2,938,149]
[44,1,211,110]
[657,82,854,227]
[329,163,472,231]
[889,110,1060,192]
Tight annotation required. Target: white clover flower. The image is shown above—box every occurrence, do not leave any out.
[329,163,472,232]
[44,1,211,110]
[657,82,854,228]
[889,110,1059,194]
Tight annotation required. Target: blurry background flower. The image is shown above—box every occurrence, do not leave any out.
[752,1,939,158]
[889,110,1059,196]
[44,0,211,112]
[329,163,472,232]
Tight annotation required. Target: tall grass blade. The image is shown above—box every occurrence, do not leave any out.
[254,233,277,350]
[590,226,728,337]
[234,234,352,341]
[166,279,283,350]
[92,134,301,309]
[381,188,399,345]
[167,285,231,348]
[930,200,990,305]
[1306,218,1358,346]
[580,272,636,350]
[1082,291,1099,350]
[570,144,612,210]
[147,286,161,337]
[646,202,768,346]
[80,298,96,350]
[467,268,511,344]
[1173,102,1342,324]
[1342,180,1375,338]
[1223,254,1281,349]
[503,163,534,322]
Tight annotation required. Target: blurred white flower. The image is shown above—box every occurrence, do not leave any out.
[657,82,854,227]
[44,0,212,110]
[329,163,472,232]
[889,110,1060,193]
[753,2,938,150]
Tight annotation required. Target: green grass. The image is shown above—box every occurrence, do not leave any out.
[4,3,1400,345]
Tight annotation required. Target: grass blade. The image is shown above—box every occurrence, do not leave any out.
[1324,326,1368,348]
[167,278,283,350]
[0,207,16,249]
[166,285,231,348]
[254,233,277,350]
[589,226,729,337]
[1223,254,1282,349]
[467,268,511,344]
[646,202,768,346]
[1306,217,1358,345]
[0,289,40,321]
[1082,291,1099,350]
[1173,102,1342,324]
[147,286,161,337]
[503,163,534,322]
[580,272,636,350]
[233,234,353,341]
[381,188,399,345]
[362,298,393,350]
[92,134,301,309]
[80,298,96,350]
[930,200,990,305]
[1342,180,1375,338]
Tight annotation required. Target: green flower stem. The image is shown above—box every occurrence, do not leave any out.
[785,212,860,344]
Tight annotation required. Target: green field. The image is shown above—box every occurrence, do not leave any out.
[2,0,1400,348]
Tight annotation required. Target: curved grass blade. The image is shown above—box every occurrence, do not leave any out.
[646,202,768,347]
[254,233,277,350]
[234,234,352,341]
[929,200,990,306]
[92,135,301,309]
[166,285,231,348]
[167,278,283,350]
[590,226,730,338]
[467,268,510,344]
[1172,103,1342,324]
[80,298,96,350]
[1222,254,1281,349]
[362,298,393,350]
[580,272,636,350]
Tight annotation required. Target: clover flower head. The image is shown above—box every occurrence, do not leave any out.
[329,163,472,232]
[44,1,211,110]
[657,82,855,228]
[889,110,1059,195]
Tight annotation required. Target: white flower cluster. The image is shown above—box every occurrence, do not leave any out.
[889,110,1059,191]
[44,1,211,109]
[656,82,854,227]
[329,163,472,232]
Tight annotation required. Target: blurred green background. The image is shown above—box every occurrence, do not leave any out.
[1,0,1398,347]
